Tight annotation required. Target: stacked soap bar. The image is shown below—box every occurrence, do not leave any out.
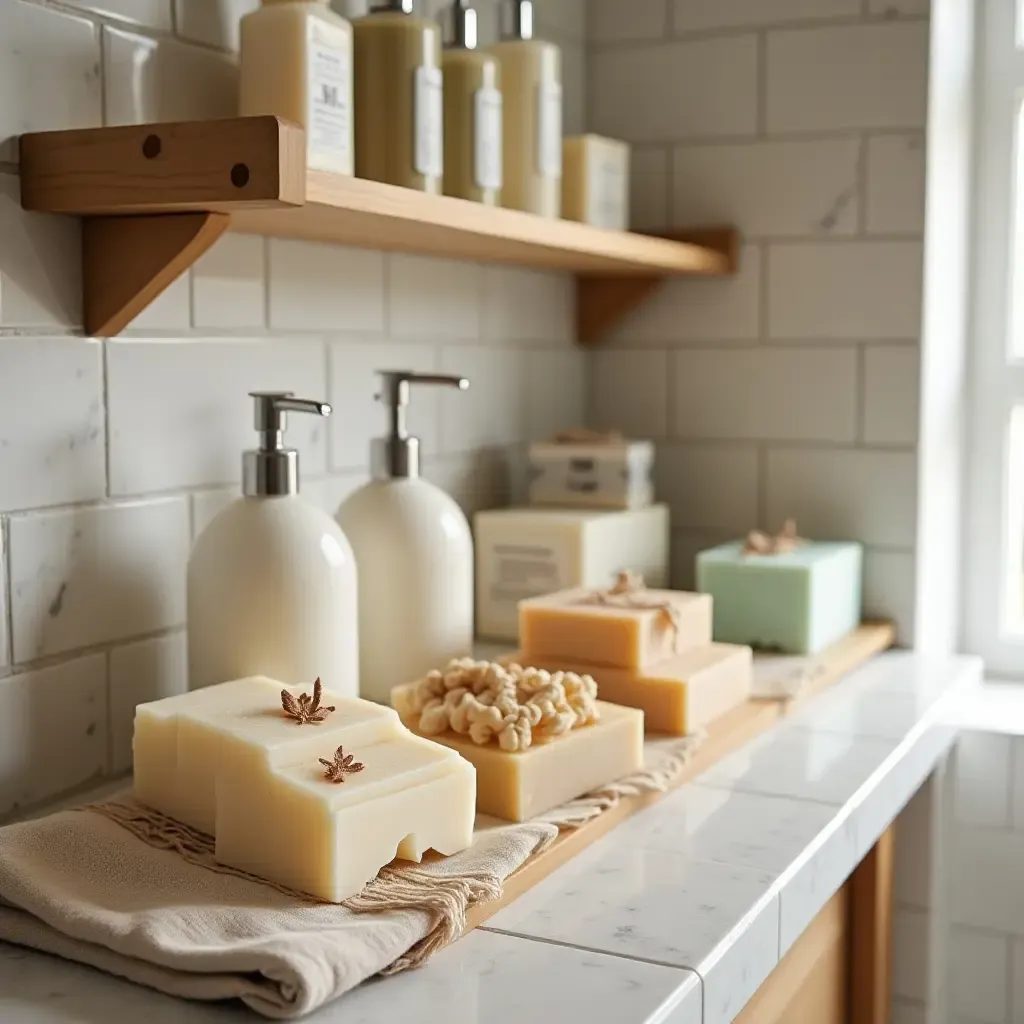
[134,677,475,903]
[697,541,862,655]
[513,586,752,736]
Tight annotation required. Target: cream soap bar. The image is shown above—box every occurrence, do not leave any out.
[391,688,642,822]
[562,135,630,230]
[133,677,475,902]
[519,585,712,670]
[505,644,752,736]
[474,504,670,642]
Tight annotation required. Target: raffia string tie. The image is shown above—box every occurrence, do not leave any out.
[742,518,804,556]
[550,427,625,445]
[578,571,682,653]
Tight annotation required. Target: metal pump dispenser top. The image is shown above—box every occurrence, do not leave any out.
[499,0,533,40]
[374,371,469,479]
[243,391,332,497]
[370,0,415,13]
[444,0,478,49]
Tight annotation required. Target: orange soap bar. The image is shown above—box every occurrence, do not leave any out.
[519,586,712,670]
[507,643,752,736]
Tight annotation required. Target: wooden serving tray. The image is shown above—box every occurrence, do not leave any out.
[464,621,896,931]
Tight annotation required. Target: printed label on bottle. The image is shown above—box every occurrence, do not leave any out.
[414,65,444,179]
[536,79,563,178]
[305,19,353,175]
[589,155,627,229]
[474,87,503,191]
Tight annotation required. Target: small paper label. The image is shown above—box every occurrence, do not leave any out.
[537,79,563,178]
[589,154,627,230]
[305,19,352,175]
[414,65,444,179]
[474,87,503,191]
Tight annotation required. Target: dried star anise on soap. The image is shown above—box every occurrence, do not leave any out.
[281,677,336,725]
[319,745,365,783]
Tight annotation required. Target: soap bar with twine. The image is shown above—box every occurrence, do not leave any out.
[519,575,713,672]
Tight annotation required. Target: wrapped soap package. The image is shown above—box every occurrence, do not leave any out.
[696,528,863,655]
[134,676,476,902]
[512,575,752,736]
[392,658,644,821]
[474,503,670,641]
[527,436,654,510]
[562,134,630,230]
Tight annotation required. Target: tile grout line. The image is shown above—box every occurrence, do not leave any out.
[857,132,870,236]
[856,343,867,445]
[2,517,12,673]
[756,30,768,139]
[590,11,929,51]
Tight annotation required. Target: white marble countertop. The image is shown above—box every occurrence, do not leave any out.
[0,651,982,1024]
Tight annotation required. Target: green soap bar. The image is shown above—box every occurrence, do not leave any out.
[696,541,863,656]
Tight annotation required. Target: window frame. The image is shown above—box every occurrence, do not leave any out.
[965,0,1024,675]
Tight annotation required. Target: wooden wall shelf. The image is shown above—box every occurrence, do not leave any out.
[19,116,740,340]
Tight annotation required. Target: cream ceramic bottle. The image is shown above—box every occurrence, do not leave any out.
[336,372,473,704]
[239,0,354,176]
[353,0,443,192]
[188,393,359,695]
[441,0,502,204]
[487,0,561,217]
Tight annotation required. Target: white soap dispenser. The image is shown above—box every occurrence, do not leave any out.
[188,392,359,695]
[336,371,473,703]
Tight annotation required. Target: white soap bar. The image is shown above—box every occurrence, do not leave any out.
[473,504,670,642]
[528,439,654,510]
[562,135,631,230]
[133,677,475,902]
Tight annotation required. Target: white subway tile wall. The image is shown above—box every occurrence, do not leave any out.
[589,1,925,647]
[0,0,587,817]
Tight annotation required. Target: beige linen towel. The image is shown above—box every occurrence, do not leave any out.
[0,734,704,1019]
[0,800,555,1019]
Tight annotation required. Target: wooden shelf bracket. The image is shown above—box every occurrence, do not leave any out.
[83,212,229,337]
[577,227,742,345]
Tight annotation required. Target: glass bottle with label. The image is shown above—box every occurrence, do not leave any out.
[240,0,354,177]
[353,0,443,193]
[486,0,561,218]
[440,0,502,205]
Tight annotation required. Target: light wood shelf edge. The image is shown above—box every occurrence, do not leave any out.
[18,116,739,341]
[464,621,896,932]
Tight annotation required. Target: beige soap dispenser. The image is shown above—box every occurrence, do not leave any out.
[440,0,502,205]
[487,0,561,217]
[188,392,359,695]
[353,0,444,192]
[336,371,473,704]
[240,0,354,176]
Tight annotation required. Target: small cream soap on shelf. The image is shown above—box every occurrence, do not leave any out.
[133,676,475,903]
[392,658,644,821]
[528,429,654,510]
[562,135,631,231]
[696,521,863,656]
[474,503,669,642]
